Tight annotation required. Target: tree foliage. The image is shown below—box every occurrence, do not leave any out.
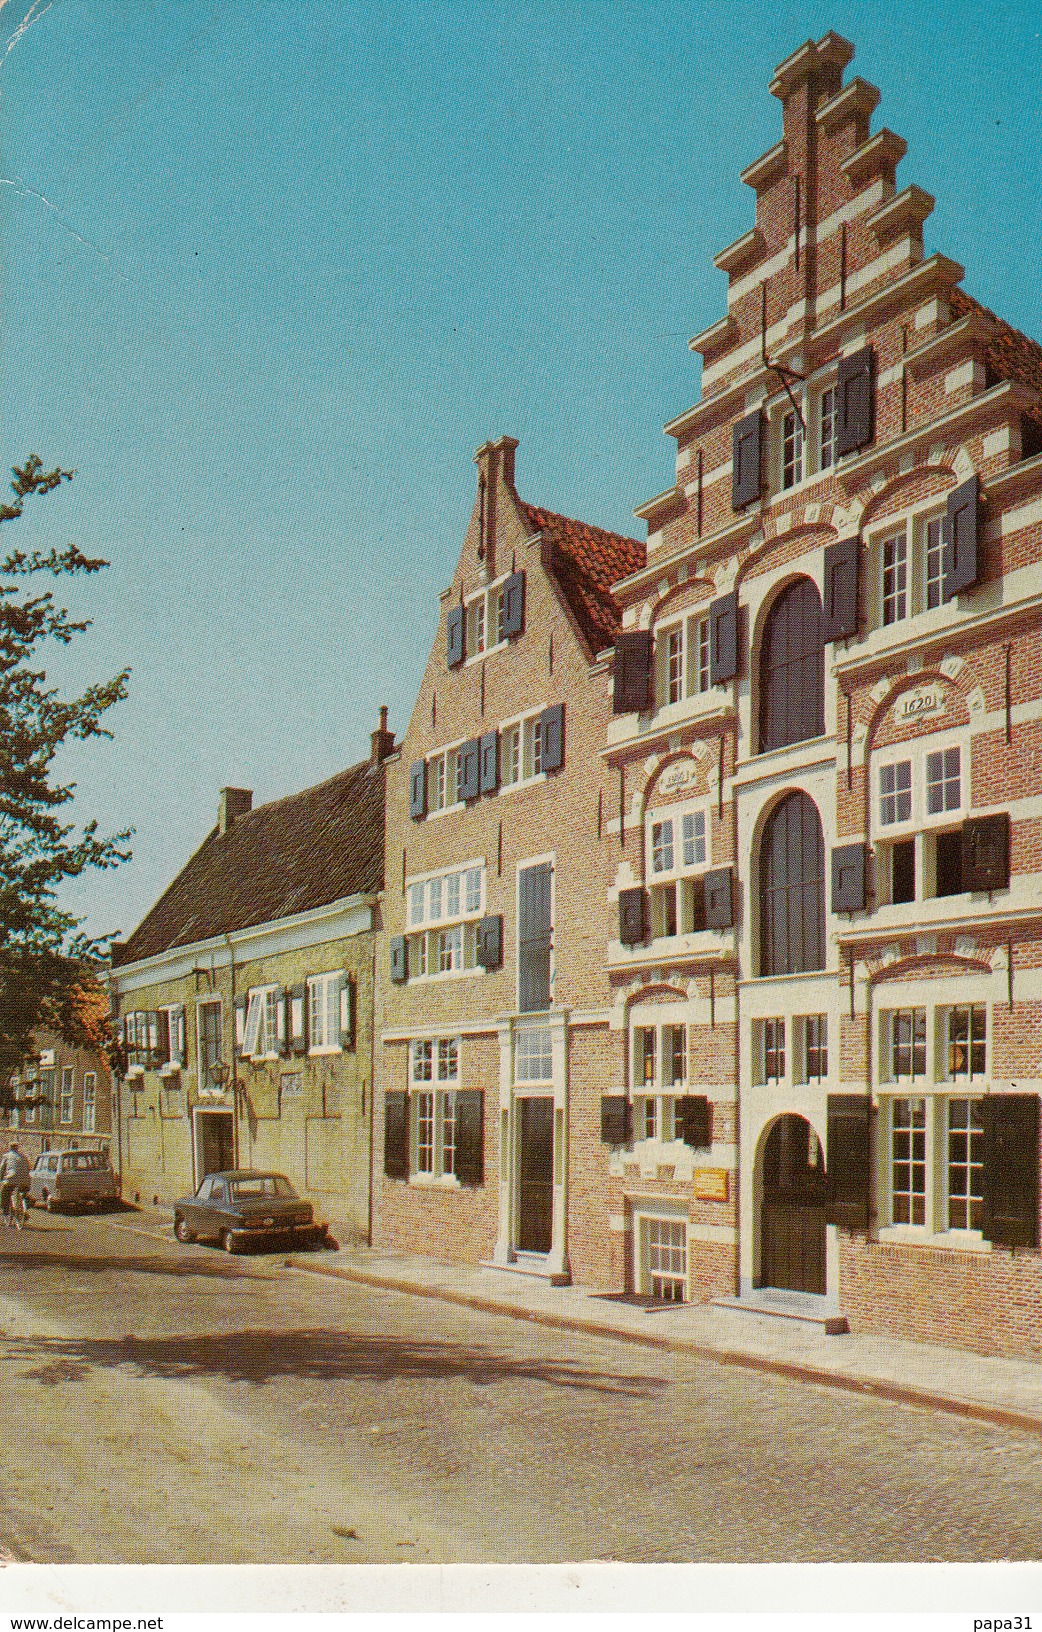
[0,456,132,1098]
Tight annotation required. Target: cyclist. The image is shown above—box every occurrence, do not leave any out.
[0,1141,30,1227]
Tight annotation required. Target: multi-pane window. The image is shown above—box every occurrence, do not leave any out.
[819,385,837,471]
[515,1027,553,1082]
[945,1005,987,1079]
[763,1018,785,1083]
[410,1036,459,1178]
[645,803,711,940]
[407,864,484,979]
[925,517,944,610]
[198,1000,223,1091]
[879,760,912,826]
[426,747,460,813]
[890,1097,926,1225]
[643,1217,688,1302]
[781,409,804,489]
[243,986,284,1059]
[656,615,711,706]
[465,594,486,658]
[651,821,675,875]
[666,628,684,705]
[462,580,508,659]
[947,1097,984,1230]
[60,1067,74,1124]
[797,1015,828,1084]
[308,972,341,1052]
[83,1073,96,1132]
[499,713,545,788]
[926,747,961,815]
[886,1009,927,1081]
[632,1023,688,1142]
[881,533,908,624]
[681,811,706,867]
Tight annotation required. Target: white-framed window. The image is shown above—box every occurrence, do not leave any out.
[759,1017,786,1085]
[881,532,908,625]
[781,408,804,490]
[818,384,838,472]
[794,1015,828,1084]
[879,759,913,827]
[463,575,510,662]
[925,515,945,611]
[198,998,223,1092]
[925,746,961,815]
[123,1011,156,1071]
[426,746,461,814]
[406,862,485,981]
[308,972,341,1053]
[942,1004,987,1081]
[640,1214,688,1302]
[499,710,546,790]
[60,1067,74,1124]
[655,614,711,707]
[83,1073,96,1133]
[632,1022,688,1142]
[645,800,711,940]
[881,1008,927,1082]
[409,1036,459,1179]
[515,1026,553,1083]
[875,741,967,904]
[881,1093,986,1236]
[869,507,950,630]
[242,985,284,1059]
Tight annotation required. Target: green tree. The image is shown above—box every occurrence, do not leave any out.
[0,456,131,1101]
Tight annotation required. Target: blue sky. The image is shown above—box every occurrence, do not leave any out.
[3,0,1041,943]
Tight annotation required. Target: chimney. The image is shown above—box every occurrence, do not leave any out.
[473,435,519,574]
[370,705,395,764]
[218,787,253,834]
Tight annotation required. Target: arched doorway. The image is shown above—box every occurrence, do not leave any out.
[759,791,826,976]
[759,1114,826,1294]
[758,576,825,752]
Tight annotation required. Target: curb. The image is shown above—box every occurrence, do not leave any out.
[286,1252,1042,1440]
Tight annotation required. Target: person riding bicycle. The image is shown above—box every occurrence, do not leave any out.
[0,1141,30,1223]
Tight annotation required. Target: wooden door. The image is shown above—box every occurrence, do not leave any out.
[517,1097,554,1254]
[759,1115,826,1294]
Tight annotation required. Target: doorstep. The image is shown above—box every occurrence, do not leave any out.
[713,1289,849,1336]
[480,1252,571,1288]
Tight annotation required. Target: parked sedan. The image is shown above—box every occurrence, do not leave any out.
[29,1149,119,1213]
[172,1170,328,1253]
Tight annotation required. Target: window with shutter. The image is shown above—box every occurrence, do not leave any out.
[759,793,825,974]
[409,761,427,820]
[446,604,465,668]
[477,914,503,970]
[709,593,738,685]
[600,1095,630,1146]
[518,862,552,1011]
[822,537,860,641]
[835,348,874,455]
[703,868,734,931]
[453,1090,484,1186]
[339,976,356,1050]
[613,630,653,714]
[234,997,247,1059]
[962,813,1010,892]
[479,730,499,795]
[758,577,824,750]
[732,411,763,509]
[942,475,981,600]
[825,1095,871,1230]
[390,935,408,984]
[458,738,481,802]
[677,1095,712,1150]
[289,984,307,1053]
[831,843,867,914]
[618,887,647,947]
[539,704,564,772]
[981,1094,1039,1249]
[384,1092,410,1180]
[500,571,526,639]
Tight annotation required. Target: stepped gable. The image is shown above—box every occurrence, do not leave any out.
[519,501,646,656]
[117,759,385,965]
[950,286,1042,426]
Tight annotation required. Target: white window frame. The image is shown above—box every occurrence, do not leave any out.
[82,1072,97,1133]
[408,1036,460,1182]
[793,1014,828,1085]
[630,1018,689,1144]
[425,744,462,815]
[637,1211,689,1302]
[405,860,485,984]
[867,502,951,631]
[498,707,549,792]
[879,1092,988,1243]
[197,997,224,1094]
[60,1067,74,1125]
[655,613,712,708]
[463,573,512,665]
[307,972,341,1055]
[242,984,284,1061]
[644,799,711,944]
[874,735,967,904]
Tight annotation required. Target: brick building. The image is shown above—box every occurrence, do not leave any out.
[375,437,645,1286]
[3,1023,114,1168]
[608,32,1042,1353]
[107,719,391,1237]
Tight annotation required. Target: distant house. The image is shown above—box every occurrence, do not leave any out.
[107,713,392,1238]
[2,1008,114,1169]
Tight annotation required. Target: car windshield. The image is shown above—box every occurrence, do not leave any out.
[61,1153,107,1171]
[229,1176,296,1200]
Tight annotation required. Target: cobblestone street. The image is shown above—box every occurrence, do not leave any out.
[2,1211,1041,1564]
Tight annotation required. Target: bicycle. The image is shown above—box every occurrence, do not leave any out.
[2,1187,27,1230]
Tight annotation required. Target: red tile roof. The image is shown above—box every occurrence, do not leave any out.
[519,502,646,656]
[950,287,1042,422]
[115,759,385,966]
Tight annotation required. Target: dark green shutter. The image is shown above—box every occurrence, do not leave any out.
[458,738,481,802]
[477,914,503,970]
[453,1090,484,1186]
[384,1092,410,1180]
[290,983,307,1054]
[339,976,356,1050]
[942,475,980,600]
[613,630,653,713]
[479,730,499,794]
[409,761,427,820]
[962,814,1010,892]
[982,1095,1039,1249]
[390,936,408,983]
[678,1095,712,1150]
[709,592,738,684]
[518,862,552,1011]
[446,604,465,667]
[618,887,647,947]
[501,571,525,638]
[600,1095,630,1146]
[825,1095,871,1230]
[540,703,564,772]
[732,411,763,509]
[836,348,874,455]
[822,537,860,641]
[704,868,734,930]
[831,843,867,913]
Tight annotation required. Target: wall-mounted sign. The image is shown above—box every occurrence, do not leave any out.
[38,1049,55,1068]
[896,683,945,723]
[693,1167,729,1202]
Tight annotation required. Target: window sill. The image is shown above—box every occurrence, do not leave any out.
[405,968,484,986]
[464,640,507,668]
[609,929,733,967]
[408,1173,460,1191]
[308,1047,341,1059]
[877,1225,991,1253]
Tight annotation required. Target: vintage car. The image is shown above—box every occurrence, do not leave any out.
[172,1169,328,1253]
[28,1149,119,1213]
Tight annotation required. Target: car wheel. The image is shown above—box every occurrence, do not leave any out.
[44,1191,58,1213]
[174,1215,194,1244]
[221,1230,239,1254]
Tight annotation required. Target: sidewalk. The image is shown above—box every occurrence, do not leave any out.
[287,1226,1042,1437]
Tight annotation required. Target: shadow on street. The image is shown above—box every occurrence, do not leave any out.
[4,1327,666,1396]
[0,1250,264,1282]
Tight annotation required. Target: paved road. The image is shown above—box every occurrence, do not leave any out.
[0,1208,1040,1564]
